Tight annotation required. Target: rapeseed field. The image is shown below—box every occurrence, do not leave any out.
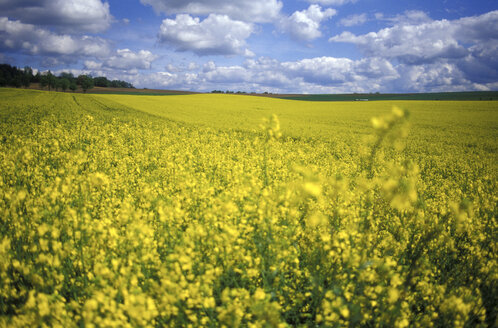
[0,88,496,327]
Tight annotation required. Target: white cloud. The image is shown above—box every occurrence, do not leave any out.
[282,57,355,83]
[158,14,253,56]
[339,13,367,27]
[377,10,432,26]
[86,50,492,94]
[117,52,496,93]
[0,17,111,58]
[84,60,102,70]
[203,65,248,83]
[455,10,498,43]
[458,40,498,84]
[282,56,398,84]
[201,58,292,90]
[126,71,201,90]
[140,0,282,23]
[104,49,158,70]
[280,5,336,41]
[374,12,384,20]
[395,62,471,92]
[144,56,400,93]
[166,62,200,72]
[355,57,399,79]
[244,57,281,70]
[329,9,498,87]
[308,0,358,6]
[82,49,159,74]
[203,61,217,72]
[52,68,91,77]
[0,0,112,33]
[165,64,180,72]
[330,16,460,64]
[326,10,498,92]
[331,10,498,63]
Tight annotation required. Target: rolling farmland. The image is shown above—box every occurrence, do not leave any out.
[0,88,497,327]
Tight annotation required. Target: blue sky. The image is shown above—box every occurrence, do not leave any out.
[1,0,497,93]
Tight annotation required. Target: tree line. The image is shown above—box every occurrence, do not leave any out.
[211,90,274,95]
[0,63,134,93]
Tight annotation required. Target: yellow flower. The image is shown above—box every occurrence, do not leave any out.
[253,288,266,301]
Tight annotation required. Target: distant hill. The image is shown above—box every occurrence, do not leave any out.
[272,91,498,101]
[87,86,198,95]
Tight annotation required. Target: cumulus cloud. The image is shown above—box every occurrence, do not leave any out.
[152,56,400,93]
[376,10,432,26]
[330,24,466,65]
[84,60,102,70]
[104,49,158,70]
[455,10,498,43]
[354,57,399,79]
[458,41,498,84]
[280,5,336,41]
[115,51,495,93]
[158,14,253,56]
[82,49,159,74]
[329,10,498,65]
[282,56,398,85]
[165,62,199,72]
[282,57,355,84]
[339,13,367,27]
[395,62,471,92]
[201,58,292,90]
[0,0,112,33]
[203,64,248,84]
[140,0,282,23]
[328,10,498,88]
[124,71,201,91]
[308,0,358,6]
[0,17,111,58]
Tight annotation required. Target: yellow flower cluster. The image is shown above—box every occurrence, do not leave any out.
[0,88,496,327]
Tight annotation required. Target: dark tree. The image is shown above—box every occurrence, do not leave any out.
[77,74,87,86]
[0,64,15,86]
[22,66,33,88]
[94,76,110,87]
[109,79,134,88]
[12,75,22,88]
[60,78,70,92]
[69,81,77,92]
[41,71,57,91]
[0,63,134,91]
[54,79,61,92]
[33,71,41,83]
[23,66,33,76]
[59,72,75,81]
[79,75,94,93]
[40,75,49,90]
[21,74,31,88]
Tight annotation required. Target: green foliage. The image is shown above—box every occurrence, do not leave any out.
[60,78,70,92]
[0,64,33,88]
[0,63,135,91]
[78,75,94,93]
[69,81,77,92]
[93,76,110,88]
